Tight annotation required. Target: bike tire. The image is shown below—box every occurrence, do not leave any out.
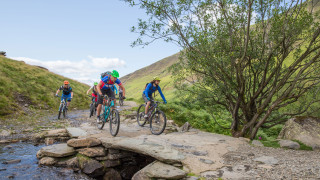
[150,110,167,135]
[89,103,94,117]
[109,109,120,137]
[58,104,63,119]
[119,98,124,106]
[63,105,67,118]
[137,104,147,126]
[97,113,105,130]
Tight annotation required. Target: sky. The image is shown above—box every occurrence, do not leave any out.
[0,0,180,85]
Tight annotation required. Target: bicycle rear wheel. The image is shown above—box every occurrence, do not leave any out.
[89,103,94,117]
[150,110,167,135]
[97,113,105,130]
[137,104,147,126]
[109,109,120,136]
[58,104,63,119]
[119,98,124,106]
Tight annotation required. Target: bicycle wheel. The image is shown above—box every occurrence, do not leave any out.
[97,113,105,130]
[63,105,67,118]
[137,104,147,126]
[58,104,63,119]
[150,110,167,135]
[119,98,124,106]
[109,109,120,136]
[89,103,94,117]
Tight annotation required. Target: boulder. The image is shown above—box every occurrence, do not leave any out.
[81,159,105,177]
[67,138,101,148]
[45,129,68,137]
[99,137,184,164]
[254,156,278,165]
[36,150,45,159]
[251,140,264,147]
[2,159,21,164]
[0,130,11,136]
[56,157,79,170]
[66,127,87,138]
[143,161,187,179]
[279,140,300,150]
[278,117,320,148]
[39,157,56,166]
[45,138,55,145]
[77,147,106,157]
[103,168,122,180]
[106,151,134,160]
[39,143,76,158]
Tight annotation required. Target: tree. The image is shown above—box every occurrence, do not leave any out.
[123,0,320,139]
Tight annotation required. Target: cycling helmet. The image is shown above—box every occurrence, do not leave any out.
[94,82,98,86]
[111,70,119,78]
[153,76,161,81]
[64,80,69,85]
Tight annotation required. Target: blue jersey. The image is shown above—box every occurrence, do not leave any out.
[143,83,166,102]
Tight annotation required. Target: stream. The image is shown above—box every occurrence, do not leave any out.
[0,142,93,180]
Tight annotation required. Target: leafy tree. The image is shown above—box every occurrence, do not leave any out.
[123,0,320,139]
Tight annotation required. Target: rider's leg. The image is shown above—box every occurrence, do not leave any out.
[96,92,104,117]
[145,101,151,114]
[106,89,116,109]
[66,94,71,107]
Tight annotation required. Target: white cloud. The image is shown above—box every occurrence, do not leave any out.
[11,56,126,85]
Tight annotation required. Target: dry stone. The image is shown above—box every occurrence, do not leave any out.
[67,138,101,148]
[279,140,300,149]
[77,147,106,157]
[66,127,87,138]
[39,143,76,158]
[102,160,121,168]
[39,157,56,166]
[132,169,150,180]
[81,159,105,177]
[252,140,264,147]
[45,129,68,137]
[278,117,320,148]
[143,161,187,179]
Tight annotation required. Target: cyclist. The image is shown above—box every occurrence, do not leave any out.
[86,82,98,103]
[143,76,167,119]
[55,80,73,109]
[96,70,126,122]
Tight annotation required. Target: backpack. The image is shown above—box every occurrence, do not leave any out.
[101,71,111,79]
[144,83,158,97]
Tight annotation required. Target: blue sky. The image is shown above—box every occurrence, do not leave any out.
[1,0,180,85]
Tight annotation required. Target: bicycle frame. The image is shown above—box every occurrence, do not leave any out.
[59,97,67,111]
[101,97,115,122]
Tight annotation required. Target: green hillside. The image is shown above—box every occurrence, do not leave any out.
[121,53,179,101]
[0,56,90,117]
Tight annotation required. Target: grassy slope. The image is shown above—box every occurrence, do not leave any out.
[0,56,90,116]
[120,53,179,101]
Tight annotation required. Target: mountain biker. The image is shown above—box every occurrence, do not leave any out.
[143,76,167,119]
[96,70,126,122]
[55,80,73,109]
[86,82,98,103]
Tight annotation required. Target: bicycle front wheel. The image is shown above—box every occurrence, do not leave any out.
[137,104,147,126]
[119,98,124,106]
[63,105,67,118]
[150,110,167,135]
[58,104,63,119]
[109,109,120,136]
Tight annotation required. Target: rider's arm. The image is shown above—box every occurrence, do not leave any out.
[114,85,118,94]
[86,86,93,95]
[71,92,74,98]
[158,86,167,102]
[119,84,126,97]
[97,81,103,96]
[56,88,61,96]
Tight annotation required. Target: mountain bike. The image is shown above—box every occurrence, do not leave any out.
[119,93,124,106]
[56,95,67,119]
[89,95,97,118]
[137,100,167,135]
[97,95,120,136]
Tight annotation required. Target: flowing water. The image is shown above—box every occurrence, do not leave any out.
[0,142,92,180]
